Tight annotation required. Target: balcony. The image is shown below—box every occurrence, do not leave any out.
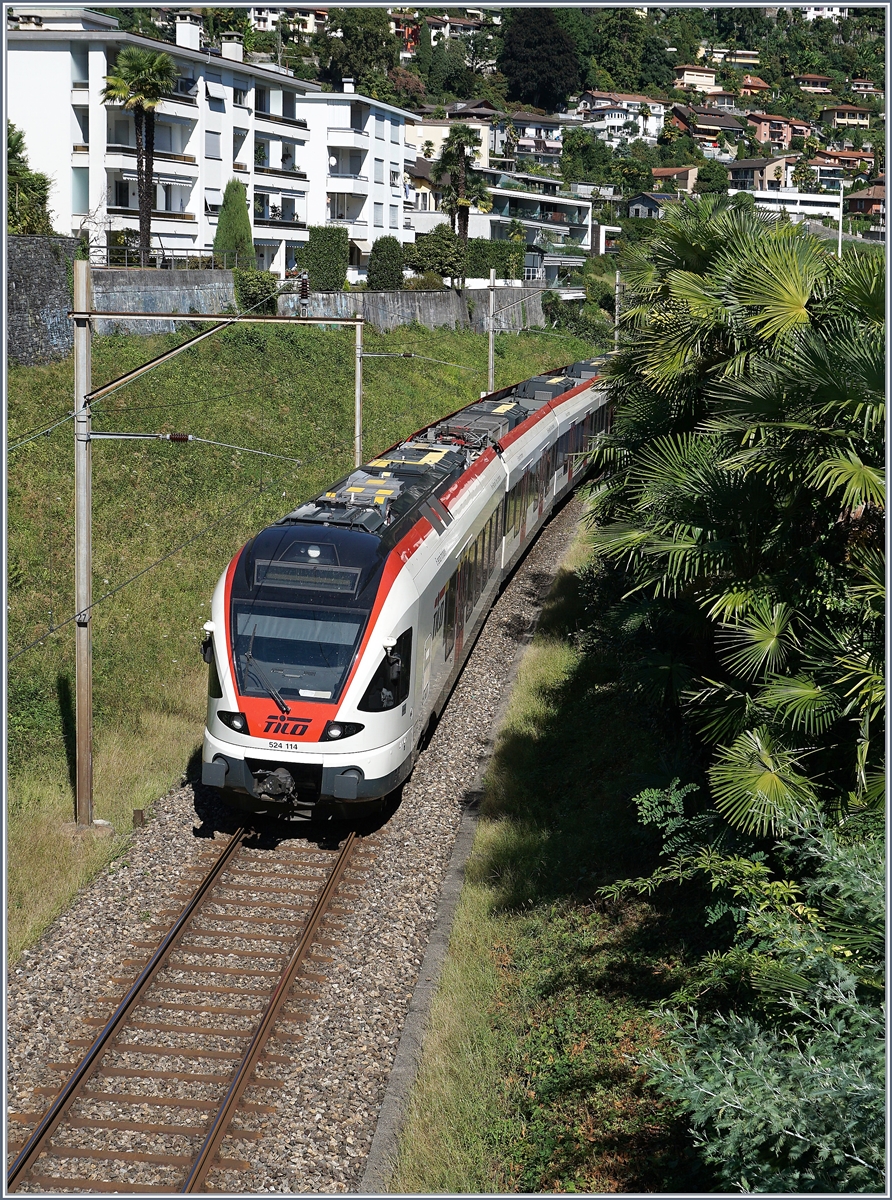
[256,164,308,181]
[160,90,197,107]
[254,215,307,230]
[326,173,370,196]
[327,126,369,150]
[327,218,369,235]
[105,144,197,167]
[233,161,248,173]
[72,143,89,154]
[107,206,196,222]
[255,111,309,131]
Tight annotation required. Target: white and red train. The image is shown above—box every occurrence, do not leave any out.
[201,356,610,818]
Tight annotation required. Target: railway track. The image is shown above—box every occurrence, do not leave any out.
[7,827,369,1194]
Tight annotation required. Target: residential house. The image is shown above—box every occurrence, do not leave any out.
[415,114,492,169]
[651,165,699,193]
[745,113,811,151]
[820,104,871,129]
[246,8,328,35]
[807,159,845,190]
[845,184,885,217]
[500,111,564,169]
[626,192,680,219]
[811,147,875,177]
[706,91,741,111]
[792,74,834,93]
[670,104,744,147]
[740,74,771,97]
[673,63,719,93]
[850,79,883,96]
[802,6,848,20]
[411,166,592,284]
[576,91,665,140]
[389,10,420,61]
[730,189,848,221]
[697,46,760,69]
[7,8,417,278]
[728,157,795,190]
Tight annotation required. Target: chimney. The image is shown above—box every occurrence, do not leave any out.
[342,77,355,94]
[221,32,244,62]
[175,12,201,51]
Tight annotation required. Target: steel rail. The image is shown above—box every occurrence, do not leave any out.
[182,830,358,1192]
[7,829,247,1191]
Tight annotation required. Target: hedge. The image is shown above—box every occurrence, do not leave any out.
[367,236,404,290]
[463,238,524,281]
[302,225,349,290]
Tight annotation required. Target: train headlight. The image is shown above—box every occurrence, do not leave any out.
[218,710,250,734]
[321,721,364,741]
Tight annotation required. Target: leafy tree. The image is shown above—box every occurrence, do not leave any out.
[498,8,579,111]
[428,36,470,98]
[367,235,404,290]
[405,222,464,280]
[213,179,253,266]
[415,16,432,81]
[693,159,729,194]
[587,8,648,93]
[315,8,399,89]
[101,46,178,265]
[7,122,55,235]
[560,127,613,185]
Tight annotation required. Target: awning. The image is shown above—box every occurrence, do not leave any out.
[350,239,372,253]
[204,187,223,203]
[206,81,227,101]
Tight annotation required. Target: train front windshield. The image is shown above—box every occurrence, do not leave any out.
[231,603,366,702]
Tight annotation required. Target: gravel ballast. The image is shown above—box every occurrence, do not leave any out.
[6,497,583,1193]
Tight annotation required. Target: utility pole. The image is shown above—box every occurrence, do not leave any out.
[614,268,621,351]
[487,268,496,393]
[354,317,364,466]
[73,258,93,827]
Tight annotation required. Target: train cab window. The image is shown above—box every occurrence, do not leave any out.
[207,648,222,699]
[358,627,413,711]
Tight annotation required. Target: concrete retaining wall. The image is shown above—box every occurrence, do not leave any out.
[91,269,237,335]
[278,286,546,333]
[7,235,80,365]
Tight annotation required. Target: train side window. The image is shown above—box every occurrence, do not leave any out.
[444,575,456,659]
[358,627,413,711]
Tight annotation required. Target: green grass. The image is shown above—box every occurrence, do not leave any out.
[392,540,714,1194]
[6,324,602,960]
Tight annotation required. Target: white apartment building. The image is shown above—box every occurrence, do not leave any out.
[730,189,846,221]
[802,6,849,21]
[246,8,327,36]
[7,8,416,278]
[576,91,666,144]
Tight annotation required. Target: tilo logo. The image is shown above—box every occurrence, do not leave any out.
[264,715,311,736]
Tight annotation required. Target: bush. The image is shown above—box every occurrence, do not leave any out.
[213,179,254,266]
[304,224,349,290]
[367,235,404,290]
[233,267,278,314]
[404,223,464,279]
[404,270,445,290]
[463,238,524,281]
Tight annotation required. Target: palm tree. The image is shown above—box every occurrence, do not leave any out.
[433,123,490,281]
[102,46,178,265]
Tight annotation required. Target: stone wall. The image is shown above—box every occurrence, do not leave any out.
[277,286,546,333]
[91,269,237,335]
[7,236,79,365]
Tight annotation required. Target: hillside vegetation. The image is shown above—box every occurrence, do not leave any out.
[6,323,598,959]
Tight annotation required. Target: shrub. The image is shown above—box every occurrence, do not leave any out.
[304,224,349,290]
[213,179,254,267]
[233,267,278,314]
[404,270,445,290]
[367,235,404,290]
[404,223,464,279]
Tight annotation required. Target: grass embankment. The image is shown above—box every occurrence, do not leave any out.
[6,324,599,960]
[392,536,712,1194]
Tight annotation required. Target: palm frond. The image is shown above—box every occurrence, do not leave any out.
[758,674,839,736]
[718,600,799,681]
[737,237,827,341]
[708,727,817,836]
[809,450,885,511]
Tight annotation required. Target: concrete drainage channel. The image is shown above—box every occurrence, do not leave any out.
[360,501,583,1192]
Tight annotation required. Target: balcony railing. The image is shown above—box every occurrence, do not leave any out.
[233,161,248,172]
[107,206,196,221]
[72,79,89,89]
[255,111,309,129]
[256,164,308,180]
[254,215,307,229]
[327,126,368,137]
[105,144,198,165]
[328,172,368,181]
[73,143,89,153]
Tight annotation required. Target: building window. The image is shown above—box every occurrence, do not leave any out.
[390,118,399,143]
[417,192,428,211]
[233,86,248,106]
[71,45,89,85]
[389,204,398,228]
[72,166,89,213]
[113,178,130,209]
[256,86,269,114]
[375,113,385,139]
[205,130,221,159]
[374,202,384,227]
[282,91,296,119]
[330,193,349,220]
[390,168,400,188]
[374,158,384,184]
[254,191,270,219]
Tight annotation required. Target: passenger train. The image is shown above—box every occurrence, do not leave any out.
[200,356,611,818]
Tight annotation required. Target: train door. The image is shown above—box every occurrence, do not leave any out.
[454,559,466,659]
[519,469,529,542]
[537,448,550,518]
